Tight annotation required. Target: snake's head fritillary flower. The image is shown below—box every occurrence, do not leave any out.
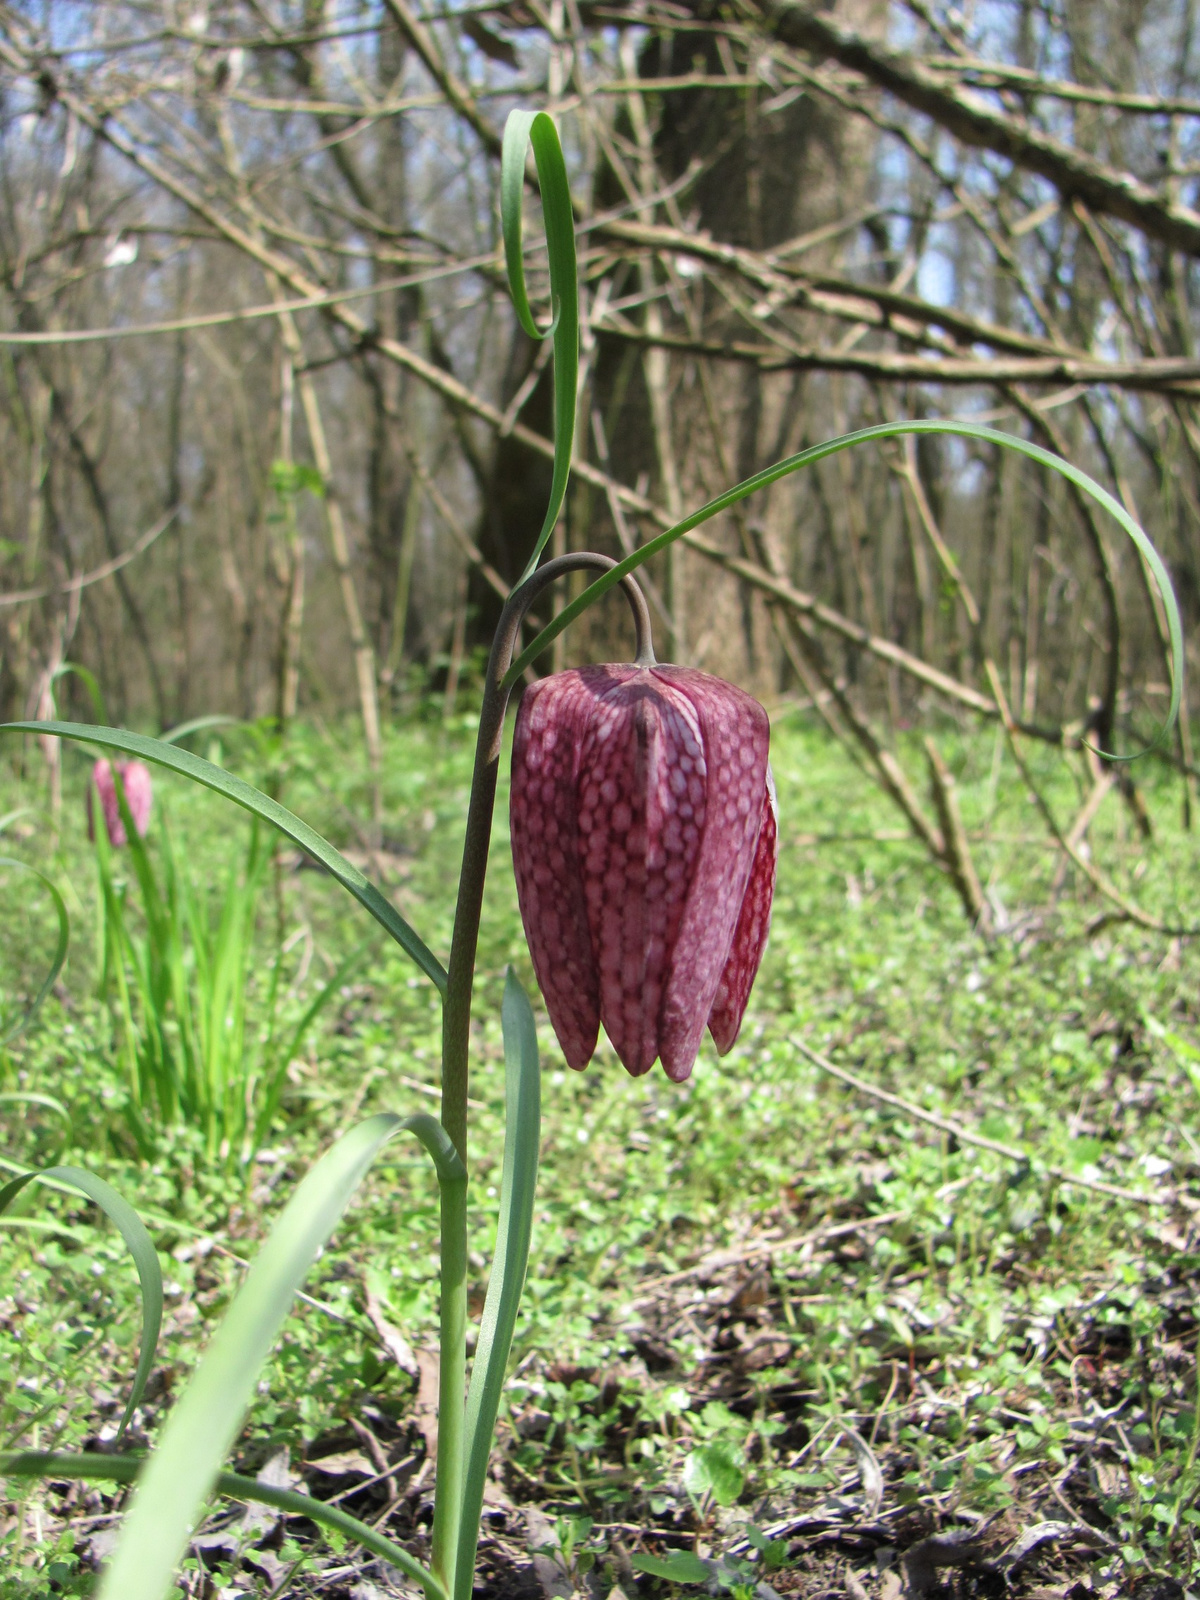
[510,664,777,1082]
[88,758,153,847]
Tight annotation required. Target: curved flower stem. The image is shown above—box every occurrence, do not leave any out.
[429,553,652,1594]
[441,552,653,1157]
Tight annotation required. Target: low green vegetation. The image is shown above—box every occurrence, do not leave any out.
[1,710,1197,1594]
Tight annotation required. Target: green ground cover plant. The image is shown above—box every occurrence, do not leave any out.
[1,716,1197,1595]
[0,107,1193,1600]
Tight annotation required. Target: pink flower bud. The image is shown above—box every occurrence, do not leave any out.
[88,758,153,846]
[510,664,777,1082]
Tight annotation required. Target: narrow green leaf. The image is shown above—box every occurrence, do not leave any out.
[0,1451,446,1600]
[160,714,239,745]
[631,1552,712,1584]
[0,1091,72,1163]
[49,661,107,723]
[0,858,69,1044]
[501,110,578,579]
[0,1090,71,1120]
[455,969,541,1600]
[504,419,1184,754]
[400,1111,469,1186]
[1,722,447,993]
[252,939,370,1161]
[97,1111,461,1600]
[0,1218,87,1241]
[0,1165,161,1440]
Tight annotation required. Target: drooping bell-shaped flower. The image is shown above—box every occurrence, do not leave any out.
[510,664,777,1082]
[88,758,153,847]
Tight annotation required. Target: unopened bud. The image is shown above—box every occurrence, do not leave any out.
[88,758,153,846]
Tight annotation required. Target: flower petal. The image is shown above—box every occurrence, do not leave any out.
[707,769,778,1054]
[653,668,771,1081]
[510,674,601,1069]
[575,667,706,1076]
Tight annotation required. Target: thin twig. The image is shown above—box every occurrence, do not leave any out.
[796,1038,1172,1208]
[632,1209,912,1297]
[0,508,178,608]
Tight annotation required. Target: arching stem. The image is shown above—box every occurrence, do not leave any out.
[429,553,652,1595]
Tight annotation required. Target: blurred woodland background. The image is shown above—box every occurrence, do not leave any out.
[2,0,1199,872]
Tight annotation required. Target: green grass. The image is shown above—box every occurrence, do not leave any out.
[1,709,1198,1593]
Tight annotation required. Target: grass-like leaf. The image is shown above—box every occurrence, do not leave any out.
[160,713,239,745]
[494,116,1181,744]
[1,722,447,993]
[0,1165,161,1440]
[0,1451,446,1600]
[504,424,1182,755]
[94,798,272,1153]
[95,800,347,1164]
[252,938,370,1161]
[455,969,541,1600]
[0,857,69,1044]
[49,661,107,722]
[501,110,578,580]
[97,1111,461,1600]
[0,1091,72,1164]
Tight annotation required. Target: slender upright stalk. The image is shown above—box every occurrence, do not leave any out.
[430,553,652,1587]
[440,552,653,1163]
[429,1170,468,1598]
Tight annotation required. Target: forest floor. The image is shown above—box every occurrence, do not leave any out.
[0,708,1197,1599]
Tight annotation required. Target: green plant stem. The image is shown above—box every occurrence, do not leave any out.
[440,551,653,1162]
[0,1451,446,1600]
[430,1168,468,1599]
[432,553,652,1589]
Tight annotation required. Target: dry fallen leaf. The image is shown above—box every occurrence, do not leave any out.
[413,1346,441,1459]
[365,1284,420,1377]
[303,1449,375,1477]
[842,1426,884,1516]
